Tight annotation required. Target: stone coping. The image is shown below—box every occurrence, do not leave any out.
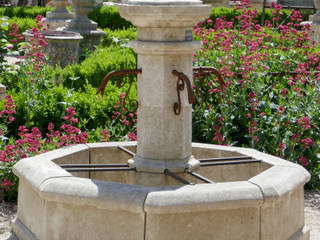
[23,30,83,40]
[13,142,310,215]
[118,3,211,28]
[129,40,201,55]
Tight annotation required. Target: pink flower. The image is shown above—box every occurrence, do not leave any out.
[2,179,13,191]
[298,156,309,167]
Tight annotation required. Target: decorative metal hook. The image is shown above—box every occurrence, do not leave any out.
[96,69,142,105]
[192,67,226,108]
[172,70,196,115]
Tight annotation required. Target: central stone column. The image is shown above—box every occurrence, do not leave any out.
[119,0,211,172]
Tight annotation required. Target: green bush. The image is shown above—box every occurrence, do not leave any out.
[50,46,136,88]
[51,46,136,89]
[7,17,36,34]
[0,6,52,18]
[88,6,133,29]
[101,28,137,46]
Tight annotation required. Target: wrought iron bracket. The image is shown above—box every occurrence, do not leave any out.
[172,70,196,115]
[96,69,142,105]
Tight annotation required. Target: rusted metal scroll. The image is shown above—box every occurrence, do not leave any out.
[96,69,142,101]
[172,70,197,115]
[193,66,226,107]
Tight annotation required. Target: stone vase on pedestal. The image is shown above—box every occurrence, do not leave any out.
[0,84,6,100]
[60,0,105,54]
[301,0,320,43]
[45,0,73,30]
[23,30,83,68]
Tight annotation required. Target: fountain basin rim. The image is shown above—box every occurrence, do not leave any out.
[23,30,83,40]
[13,142,310,214]
[121,0,203,5]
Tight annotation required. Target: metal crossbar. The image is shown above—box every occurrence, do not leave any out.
[185,169,215,183]
[200,159,261,167]
[164,169,193,185]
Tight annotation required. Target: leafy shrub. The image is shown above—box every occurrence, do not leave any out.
[7,17,37,35]
[101,27,137,47]
[0,6,52,18]
[88,6,133,29]
[52,46,136,89]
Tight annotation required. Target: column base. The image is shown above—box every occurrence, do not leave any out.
[128,155,200,173]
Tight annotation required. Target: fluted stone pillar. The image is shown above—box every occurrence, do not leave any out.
[45,0,73,29]
[119,0,211,172]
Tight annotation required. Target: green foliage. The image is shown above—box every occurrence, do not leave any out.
[88,6,133,30]
[207,7,308,27]
[52,46,136,89]
[7,17,36,34]
[101,28,137,47]
[0,6,52,18]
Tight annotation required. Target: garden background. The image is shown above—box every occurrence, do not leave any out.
[0,0,319,201]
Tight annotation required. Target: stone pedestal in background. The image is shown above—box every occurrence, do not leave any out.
[0,84,6,100]
[23,30,83,68]
[45,0,73,30]
[61,0,105,55]
[301,0,320,44]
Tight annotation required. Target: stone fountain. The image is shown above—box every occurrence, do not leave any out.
[11,1,310,240]
[302,0,320,43]
[60,0,105,52]
[45,0,73,30]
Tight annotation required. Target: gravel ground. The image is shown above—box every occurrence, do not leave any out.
[0,191,319,240]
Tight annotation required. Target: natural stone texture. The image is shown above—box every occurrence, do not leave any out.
[14,181,46,240]
[45,0,73,30]
[249,166,310,203]
[118,1,211,172]
[12,142,311,240]
[61,0,105,53]
[23,30,83,68]
[260,187,308,240]
[39,177,150,213]
[0,84,6,100]
[41,201,145,240]
[145,207,260,240]
[144,181,263,213]
[301,1,320,43]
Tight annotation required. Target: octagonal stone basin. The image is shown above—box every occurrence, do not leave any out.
[12,142,310,240]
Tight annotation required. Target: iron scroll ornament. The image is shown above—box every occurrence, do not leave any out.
[172,67,226,115]
[172,70,196,115]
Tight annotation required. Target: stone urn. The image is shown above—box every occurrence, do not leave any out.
[0,84,6,100]
[23,30,83,68]
[45,0,73,30]
[61,0,105,53]
[310,0,320,23]
[301,0,320,43]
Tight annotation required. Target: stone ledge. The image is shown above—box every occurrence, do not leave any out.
[249,165,310,204]
[144,181,264,214]
[129,40,201,55]
[39,177,150,213]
